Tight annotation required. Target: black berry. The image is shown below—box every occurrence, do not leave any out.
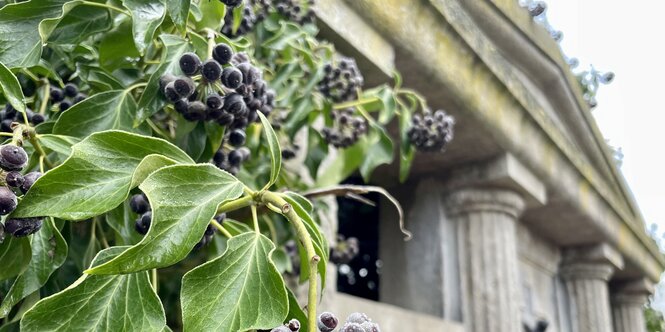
[163,82,180,102]
[50,88,64,102]
[228,129,246,147]
[339,323,364,332]
[206,94,224,110]
[5,171,24,188]
[159,73,176,91]
[220,0,243,8]
[228,149,243,166]
[212,43,233,65]
[179,52,202,76]
[30,113,45,125]
[0,144,28,171]
[63,83,78,97]
[222,67,243,89]
[0,186,17,215]
[213,213,226,223]
[135,211,152,235]
[174,77,196,98]
[174,99,189,114]
[217,112,234,126]
[185,101,207,121]
[59,101,72,112]
[407,109,455,152]
[20,171,42,194]
[346,312,369,324]
[317,312,338,332]
[222,93,245,115]
[4,217,43,237]
[202,60,223,82]
[130,193,150,214]
[73,93,87,104]
[287,319,300,331]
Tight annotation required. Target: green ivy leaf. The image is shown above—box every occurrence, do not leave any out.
[136,34,192,125]
[47,4,112,46]
[359,125,394,182]
[37,134,80,157]
[258,112,281,190]
[123,0,167,54]
[20,246,166,332]
[181,232,288,331]
[87,164,243,275]
[194,0,226,31]
[98,20,140,71]
[0,0,85,68]
[165,0,189,31]
[398,104,415,182]
[76,63,125,91]
[0,62,26,113]
[11,130,193,220]
[54,90,149,138]
[263,22,306,51]
[281,194,328,288]
[0,237,31,282]
[285,289,308,330]
[0,218,67,318]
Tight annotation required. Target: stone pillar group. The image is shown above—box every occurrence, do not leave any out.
[612,278,653,332]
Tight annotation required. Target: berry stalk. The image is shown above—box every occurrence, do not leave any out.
[259,190,319,332]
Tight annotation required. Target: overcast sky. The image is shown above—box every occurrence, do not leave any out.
[543,0,665,235]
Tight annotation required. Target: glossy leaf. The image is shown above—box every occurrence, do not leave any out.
[20,247,166,332]
[194,0,226,31]
[54,90,149,138]
[136,34,192,124]
[166,0,189,31]
[47,4,112,46]
[11,130,193,220]
[0,0,83,67]
[359,126,394,182]
[37,134,80,157]
[87,164,243,275]
[98,20,140,71]
[181,233,288,331]
[0,218,67,318]
[0,237,31,282]
[123,0,166,54]
[0,62,26,113]
[258,112,282,190]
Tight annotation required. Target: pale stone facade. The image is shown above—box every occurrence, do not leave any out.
[313,1,665,331]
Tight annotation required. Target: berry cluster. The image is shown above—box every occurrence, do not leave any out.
[50,82,87,112]
[321,108,367,148]
[315,312,380,332]
[406,109,455,152]
[269,318,301,332]
[318,57,364,103]
[0,144,43,239]
[160,45,276,175]
[259,0,316,25]
[0,105,44,133]
[221,6,258,38]
[330,235,359,265]
[129,193,152,235]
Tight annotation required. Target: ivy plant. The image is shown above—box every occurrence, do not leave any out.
[0,0,454,331]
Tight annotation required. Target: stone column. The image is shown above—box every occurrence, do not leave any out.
[444,187,525,332]
[612,278,653,332]
[561,244,624,332]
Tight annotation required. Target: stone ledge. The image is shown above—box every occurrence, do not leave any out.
[328,292,465,331]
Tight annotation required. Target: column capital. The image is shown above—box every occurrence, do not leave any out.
[612,277,654,305]
[443,187,526,218]
[562,243,625,279]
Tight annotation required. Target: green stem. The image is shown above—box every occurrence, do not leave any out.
[80,1,130,16]
[216,195,254,214]
[151,269,158,291]
[211,220,233,238]
[125,82,147,93]
[27,130,54,169]
[333,97,380,110]
[146,119,171,140]
[20,69,40,82]
[259,191,319,332]
[38,80,50,116]
[206,29,216,59]
[251,204,260,234]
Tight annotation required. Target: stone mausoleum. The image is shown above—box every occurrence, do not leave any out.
[308,1,665,331]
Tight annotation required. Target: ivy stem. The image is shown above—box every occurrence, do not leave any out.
[251,204,260,234]
[125,82,147,93]
[80,1,130,16]
[38,80,50,116]
[211,220,233,238]
[206,29,216,59]
[0,132,13,137]
[20,69,39,82]
[259,191,319,332]
[27,129,54,169]
[216,195,254,214]
[151,269,158,291]
[332,97,380,110]
[146,119,171,140]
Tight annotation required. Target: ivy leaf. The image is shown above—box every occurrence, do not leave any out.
[98,20,140,71]
[181,233,288,331]
[0,237,31,282]
[47,4,112,46]
[165,0,190,31]
[20,246,166,332]
[123,0,167,54]
[194,0,226,31]
[285,289,308,331]
[11,130,193,220]
[398,105,415,182]
[0,218,67,318]
[37,134,80,157]
[359,126,394,182]
[281,194,328,288]
[0,62,26,113]
[0,0,85,68]
[76,63,125,91]
[87,164,243,275]
[136,34,192,125]
[53,90,150,138]
[258,112,281,190]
